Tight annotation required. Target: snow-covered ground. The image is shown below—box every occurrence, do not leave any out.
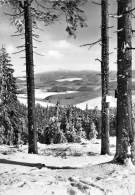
[110,78,135,82]
[18,89,77,107]
[76,96,117,110]
[18,89,77,100]
[56,78,82,82]
[17,77,26,81]
[132,95,135,103]
[18,89,116,109]
[17,97,55,107]
[1,137,135,195]
[18,89,135,110]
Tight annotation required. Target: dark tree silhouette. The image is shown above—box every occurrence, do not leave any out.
[114,0,135,164]
[24,0,37,154]
[101,0,110,155]
[80,0,110,154]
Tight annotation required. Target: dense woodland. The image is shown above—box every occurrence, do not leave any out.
[0,98,117,146]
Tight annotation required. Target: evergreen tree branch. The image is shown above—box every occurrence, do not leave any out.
[80,39,101,48]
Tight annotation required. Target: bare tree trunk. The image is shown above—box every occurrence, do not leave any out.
[115,0,133,164]
[131,117,135,164]
[101,0,110,155]
[24,0,38,154]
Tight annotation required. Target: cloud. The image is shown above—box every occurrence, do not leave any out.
[49,39,79,52]
[53,40,71,49]
[47,50,63,59]
[6,45,15,54]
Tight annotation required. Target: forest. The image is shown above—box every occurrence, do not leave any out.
[0,0,135,195]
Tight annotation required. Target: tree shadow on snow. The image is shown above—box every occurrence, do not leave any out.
[0,158,80,169]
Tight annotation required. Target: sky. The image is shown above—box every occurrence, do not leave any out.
[0,0,135,77]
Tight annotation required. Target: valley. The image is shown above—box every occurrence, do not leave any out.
[17,70,135,110]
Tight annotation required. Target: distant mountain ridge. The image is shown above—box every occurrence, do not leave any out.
[16,70,135,106]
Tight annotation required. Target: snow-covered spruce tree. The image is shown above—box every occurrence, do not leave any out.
[0,47,17,105]
[114,0,135,164]
[0,46,20,145]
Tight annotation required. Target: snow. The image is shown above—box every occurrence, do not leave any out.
[110,78,135,82]
[109,14,123,18]
[116,28,123,32]
[17,77,26,81]
[1,137,135,195]
[56,78,82,82]
[18,89,117,110]
[17,88,135,110]
[17,97,55,107]
[132,95,135,103]
[18,89,77,100]
[76,96,117,110]
[18,89,78,107]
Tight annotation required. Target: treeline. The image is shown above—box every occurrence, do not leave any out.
[0,101,117,145]
[34,104,116,144]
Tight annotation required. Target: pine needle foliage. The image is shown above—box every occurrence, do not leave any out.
[0,47,21,145]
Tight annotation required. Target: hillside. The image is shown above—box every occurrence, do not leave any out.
[16,70,135,106]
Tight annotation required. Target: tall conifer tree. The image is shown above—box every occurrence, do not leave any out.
[0,47,19,145]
